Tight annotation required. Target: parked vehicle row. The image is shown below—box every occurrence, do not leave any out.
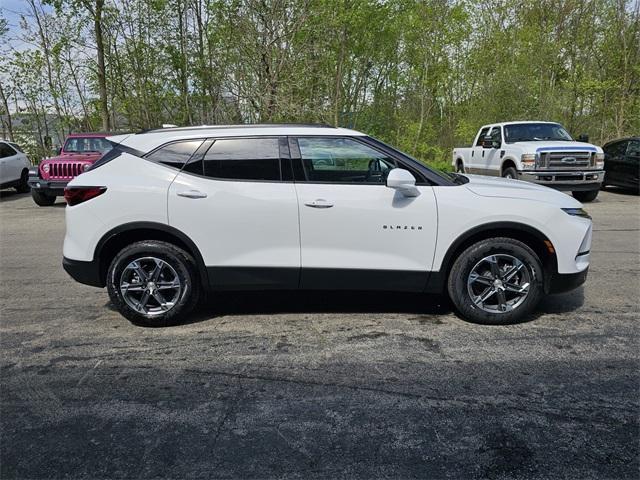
[1,124,636,327]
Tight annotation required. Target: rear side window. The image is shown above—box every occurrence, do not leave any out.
[0,143,17,158]
[201,138,280,181]
[146,140,204,169]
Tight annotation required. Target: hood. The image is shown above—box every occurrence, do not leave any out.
[41,151,103,164]
[462,174,582,208]
[509,140,601,153]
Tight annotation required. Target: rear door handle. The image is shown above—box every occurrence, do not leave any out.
[304,199,334,209]
[177,190,208,199]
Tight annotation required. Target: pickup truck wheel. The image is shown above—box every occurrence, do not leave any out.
[15,170,30,193]
[502,167,517,179]
[447,238,544,325]
[572,189,599,202]
[107,240,200,327]
[31,189,56,206]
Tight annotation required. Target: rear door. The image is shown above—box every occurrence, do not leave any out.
[167,136,300,289]
[291,136,438,291]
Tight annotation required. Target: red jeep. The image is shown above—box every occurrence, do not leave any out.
[29,133,112,206]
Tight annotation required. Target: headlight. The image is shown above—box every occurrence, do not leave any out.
[562,208,591,219]
[41,163,50,174]
[82,163,91,172]
[521,153,536,169]
[594,152,604,169]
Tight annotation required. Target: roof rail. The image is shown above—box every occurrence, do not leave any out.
[137,123,336,134]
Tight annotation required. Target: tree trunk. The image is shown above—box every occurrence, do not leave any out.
[0,83,14,142]
[94,0,110,131]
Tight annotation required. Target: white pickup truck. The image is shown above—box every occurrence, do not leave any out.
[452,121,605,202]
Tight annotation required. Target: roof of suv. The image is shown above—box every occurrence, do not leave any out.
[108,124,366,153]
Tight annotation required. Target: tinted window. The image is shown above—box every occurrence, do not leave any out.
[202,138,280,181]
[297,137,396,184]
[626,140,639,160]
[63,137,112,153]
[476,128,490,146]
[147,140,205,169]
[0,143,16,158]
[605,141,627,158]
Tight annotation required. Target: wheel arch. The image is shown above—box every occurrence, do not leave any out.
[501,158,517,175]
[95,222,209,289]
[427,222,558,294]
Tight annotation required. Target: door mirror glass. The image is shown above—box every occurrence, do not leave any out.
[386,168,420,197]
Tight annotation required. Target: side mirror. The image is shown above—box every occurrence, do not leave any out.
[56,147,62,155]
[386,168,420,197]
[577,134,589,143]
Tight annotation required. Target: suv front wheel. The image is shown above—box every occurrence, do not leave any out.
[107,240,200,327]
[447,238,544,325]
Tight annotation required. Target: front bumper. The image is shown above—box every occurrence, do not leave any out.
[63,257,104,287]
[518,170,604,191]
[547,267,588,294]
[28,170,68,195]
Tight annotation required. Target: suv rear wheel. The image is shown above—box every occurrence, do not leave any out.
[447,238,543,325]
[31,189,56,206]
[107,240,200,327]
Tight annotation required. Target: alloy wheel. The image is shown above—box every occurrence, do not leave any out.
[467,254,531,313]
[119,257,182,316]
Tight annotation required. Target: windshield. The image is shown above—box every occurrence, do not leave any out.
[63,137,112,153]
[504,123,573,143]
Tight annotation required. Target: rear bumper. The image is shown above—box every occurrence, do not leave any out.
[547,267,588,294]
[518,170,604,190]
[63,257,104,288]
[28,171,68,195]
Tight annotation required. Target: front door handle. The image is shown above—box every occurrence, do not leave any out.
[304,199,334,209]
[177,190,208,199]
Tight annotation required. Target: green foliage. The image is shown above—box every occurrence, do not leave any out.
[2,0,639,166]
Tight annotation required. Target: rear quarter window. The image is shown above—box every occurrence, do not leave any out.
[146,140,205,169]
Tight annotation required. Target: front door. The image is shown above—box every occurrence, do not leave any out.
[291,136,438,291]
[167,136,300,289]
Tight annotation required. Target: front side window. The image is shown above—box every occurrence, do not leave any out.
[490,126,502,145]
[202,138,280,181]
[504,123,573,143]
[297,137,396,184]
[63,137,113,153]
[146,139,205,169]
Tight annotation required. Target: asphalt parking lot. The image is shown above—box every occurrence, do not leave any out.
[1,188,638,479]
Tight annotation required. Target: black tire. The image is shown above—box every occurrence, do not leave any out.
[447,237,544,325]
[502,166,517,179]
[15,169,30,193]
[107,240,200,327]
[31,189,56,206]
[456,160,465,173]
[572,189,599,202]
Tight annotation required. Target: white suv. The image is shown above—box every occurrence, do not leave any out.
[63,125,592,326]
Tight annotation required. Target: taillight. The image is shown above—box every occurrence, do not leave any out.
[64,187,107,206]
